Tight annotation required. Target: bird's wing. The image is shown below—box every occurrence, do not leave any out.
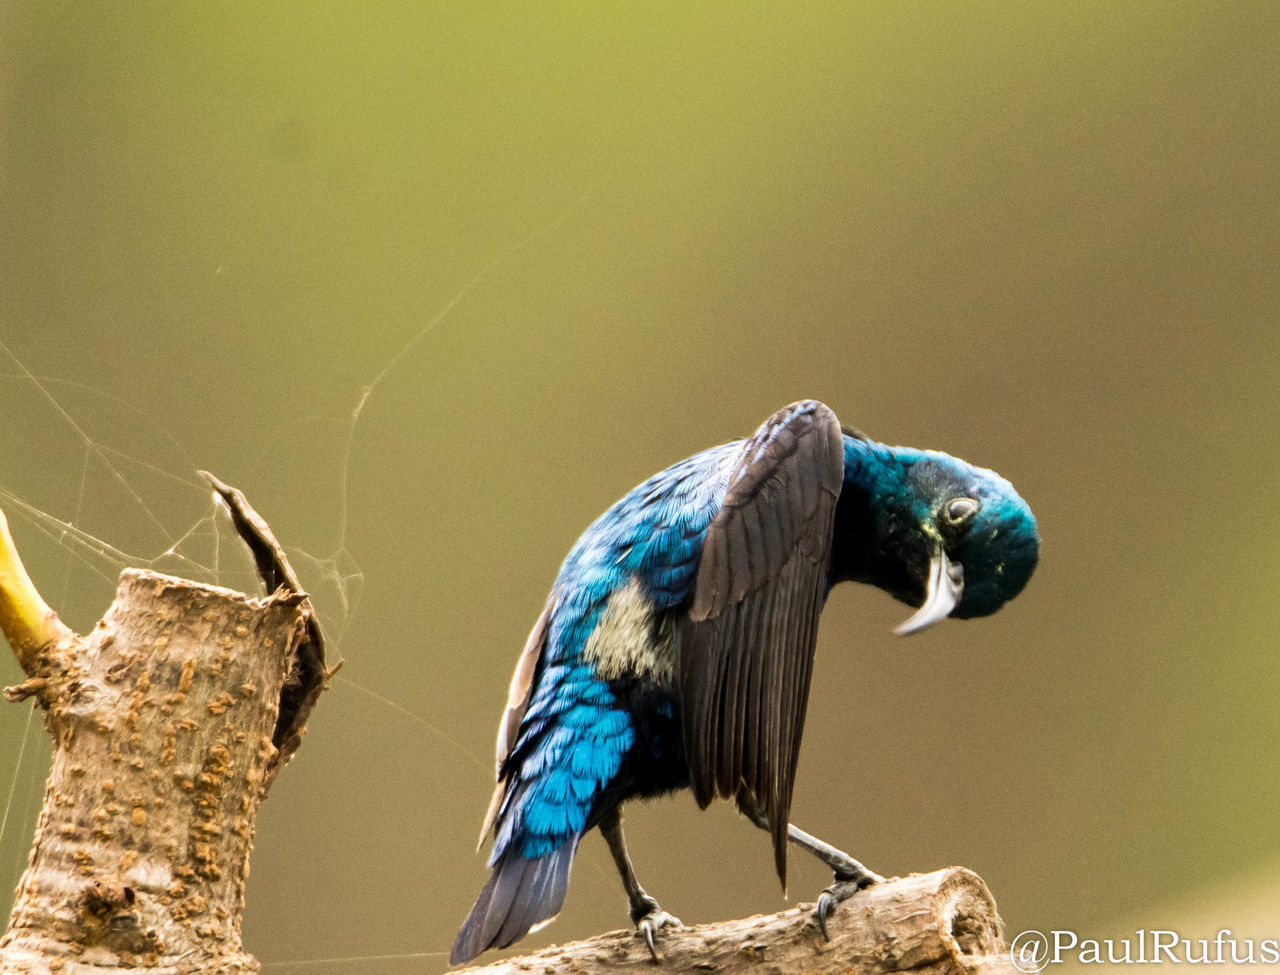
[477,442,732,856]
[680,400,844,886]
[478,593,557,847]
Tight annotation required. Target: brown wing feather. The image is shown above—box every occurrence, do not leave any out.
[680,401,843,886]
[477,594,556,848]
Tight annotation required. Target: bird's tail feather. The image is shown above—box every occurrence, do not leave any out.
[450,839,578,966]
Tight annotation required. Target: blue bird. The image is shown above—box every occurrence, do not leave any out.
[451,401,1038,965]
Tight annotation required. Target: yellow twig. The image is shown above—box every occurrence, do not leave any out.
[0,508,73,674]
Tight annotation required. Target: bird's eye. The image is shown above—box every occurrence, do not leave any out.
[943,497,979,525]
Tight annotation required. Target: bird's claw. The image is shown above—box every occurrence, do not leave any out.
[813,870,884,941]
[637,909,683,963]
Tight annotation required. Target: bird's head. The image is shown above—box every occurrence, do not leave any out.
[850,444,1040,634]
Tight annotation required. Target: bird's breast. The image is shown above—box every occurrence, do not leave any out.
[580,578,678,687]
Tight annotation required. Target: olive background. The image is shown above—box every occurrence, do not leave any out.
[1,4,1277,970]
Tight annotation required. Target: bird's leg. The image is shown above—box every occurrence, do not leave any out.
[742,804,884,940]
[599,808,682,962]
[786,823,885,939]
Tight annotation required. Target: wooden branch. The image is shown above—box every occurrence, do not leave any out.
[198,472,332,785]
[0,479,329,974]
[456,868,1018,975]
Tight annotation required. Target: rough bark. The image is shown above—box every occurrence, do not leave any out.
[0,478,329,975]
[456,868,1018,975]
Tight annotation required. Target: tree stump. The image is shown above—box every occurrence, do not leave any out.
[0,476,329,975]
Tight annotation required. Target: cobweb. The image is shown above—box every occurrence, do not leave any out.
[0,193,602,971]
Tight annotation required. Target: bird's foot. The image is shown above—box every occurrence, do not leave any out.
[633,900,683,963]
[813,867,885,941]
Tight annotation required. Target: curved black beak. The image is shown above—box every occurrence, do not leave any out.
[893,546,964,636]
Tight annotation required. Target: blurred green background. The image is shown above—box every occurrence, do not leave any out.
[1,3,1277,971]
